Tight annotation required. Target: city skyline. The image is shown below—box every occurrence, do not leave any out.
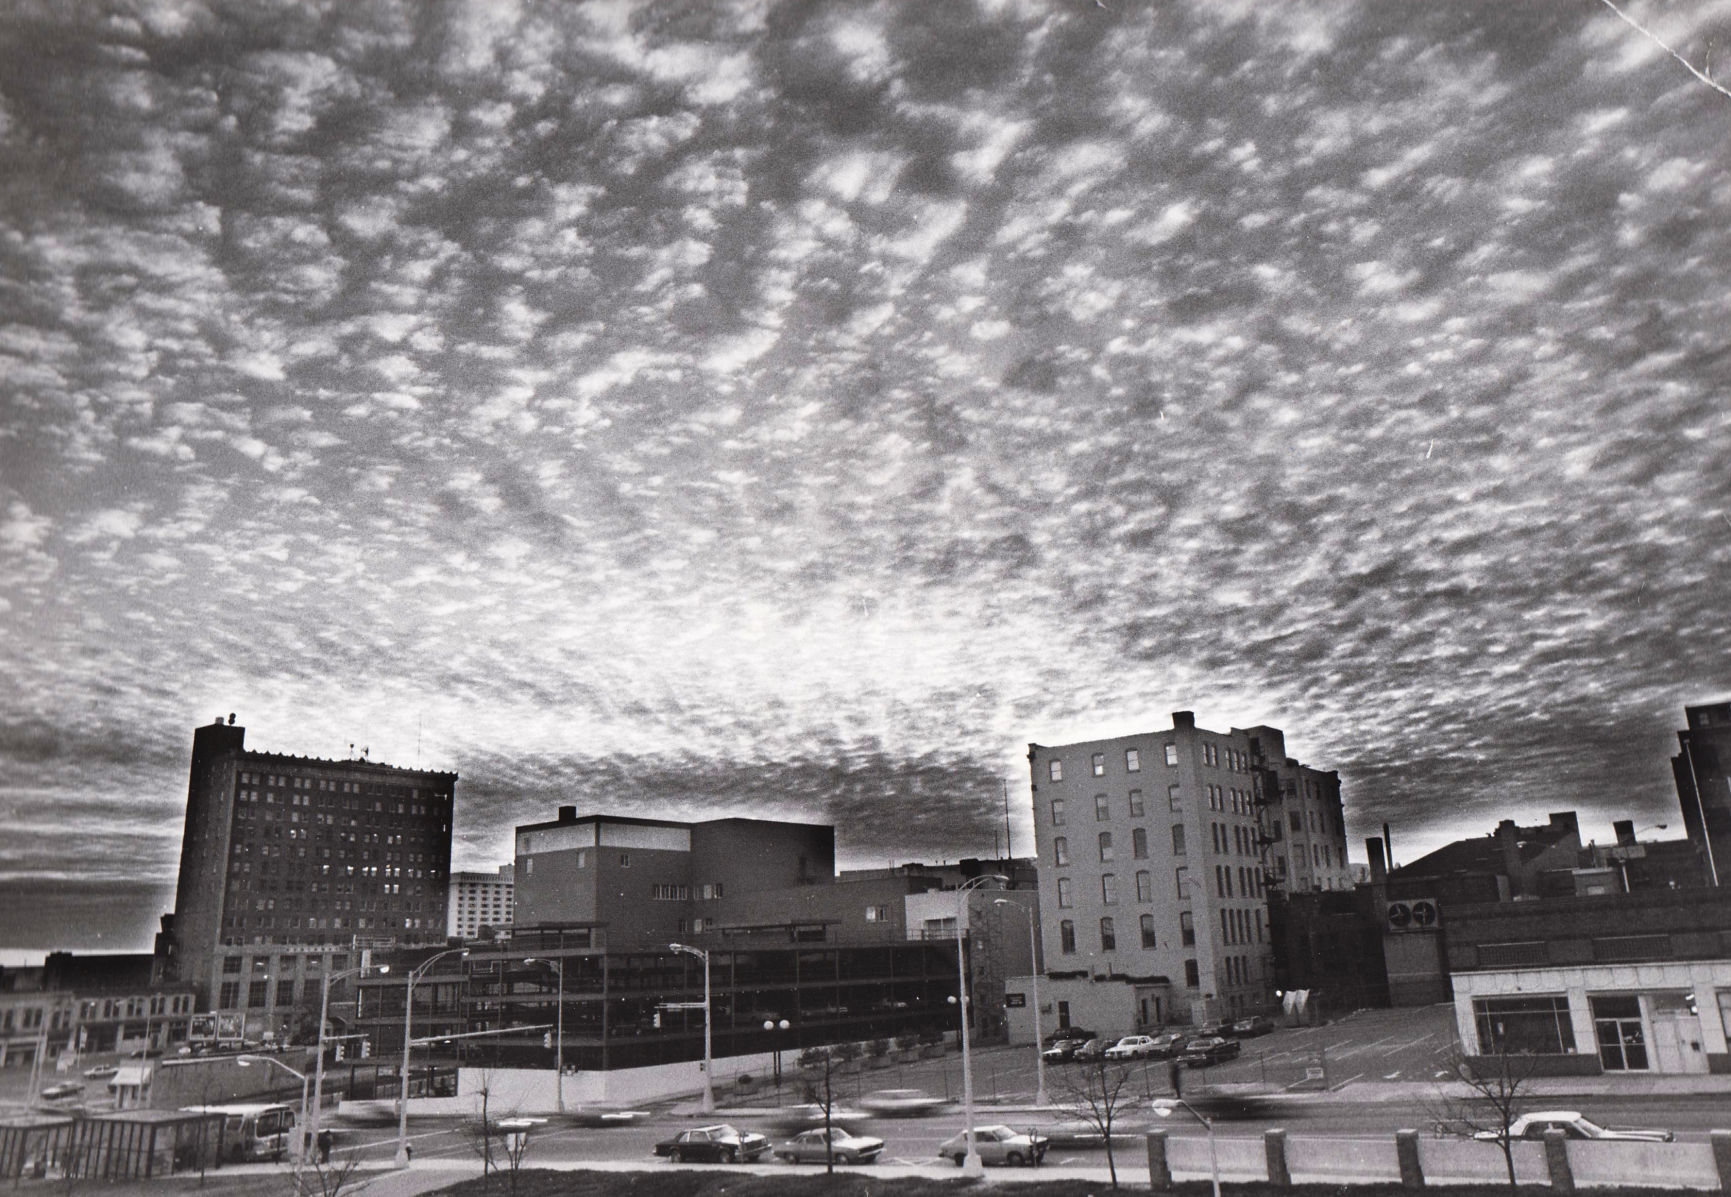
[3,0,1730,954]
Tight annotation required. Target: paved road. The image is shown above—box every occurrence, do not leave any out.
[321,1086,1731,1174]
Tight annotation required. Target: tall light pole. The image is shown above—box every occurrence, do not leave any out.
[953,873,1009,1177]
[523,958,566,1114]
[668,943,713,1113]
[994,897,1048,1107]
[1153,1097,1220,1197]
[395,948,469,1167]
[310,961,384,1161]
[238,1055,310,1194]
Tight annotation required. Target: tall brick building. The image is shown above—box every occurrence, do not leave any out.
[160,717,456,1039]
[1024,712,1350,1028]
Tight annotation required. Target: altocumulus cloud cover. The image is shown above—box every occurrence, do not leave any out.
[2,0,1729,952]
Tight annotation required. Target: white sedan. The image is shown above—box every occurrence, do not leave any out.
[1476,1111,1673,1143]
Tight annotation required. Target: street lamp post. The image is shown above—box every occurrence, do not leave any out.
[668,943,714,1113]
[1153,1097,1221,1197]
[395,948,469,1167]
[238,1055,310,1194]
[762,1018,790,1093]
[309,961,384,1163]
[952,873,1009,1178]
[994,897,1048,1107]
[523,958,566,1115]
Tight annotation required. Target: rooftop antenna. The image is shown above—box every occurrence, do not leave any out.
[1002,778,1012,859]
[349,742,355,760]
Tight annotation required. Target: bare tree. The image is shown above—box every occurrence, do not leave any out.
[796,1046,840,1175]
[1425,1047,1541,1190]
[1053,1051,1140,1189]
[464,1069,500,1194]
[302,1149,363,1197]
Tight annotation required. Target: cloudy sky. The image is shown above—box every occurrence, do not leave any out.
[2,0,1729,954]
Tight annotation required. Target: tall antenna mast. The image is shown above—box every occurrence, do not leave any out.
[1003,779,1012,859]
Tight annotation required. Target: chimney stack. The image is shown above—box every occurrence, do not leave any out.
[558,805,576,822]
[1367,837,1388,884]
[1172,711,1196,729]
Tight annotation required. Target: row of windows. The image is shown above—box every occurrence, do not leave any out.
[239,772,446,803]
[1220,905,1265,945]
[1055,868,1190,907]
[651,884,692,900]
[1056,912,1163,954]
[1051,744,1177,782]
[1052,741,1255,781]
[1049,787,1182,826]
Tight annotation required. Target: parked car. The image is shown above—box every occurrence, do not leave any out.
[775,1126,885,1164]
[1231,1016,1274,1038]
[39,1082,84,1101]
[1070,1038,1107,1062]
[1192,1020,1236,1039]
[1476,1112,1674,1143]
[653,1124,770,1163]
[1047,1026,1097,1043]
[1146,1032,1191,1058]
[860,1089,946,1117]
[1179,1037,1242,1067]
[937,1124,1049,1167]
[1104,1035,1159,1060]
[82,1065,119,1080]
[1041,1039,1083,1063]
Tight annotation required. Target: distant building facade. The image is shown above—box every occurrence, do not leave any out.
[1024,712,1350,1030]
[159,718,456,1039]
[1673,700,1731,887]
[512,808,833,946]
[447,865,515,939]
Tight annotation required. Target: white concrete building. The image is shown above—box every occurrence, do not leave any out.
[447,864,515,939]
[1452,960,1731,1075]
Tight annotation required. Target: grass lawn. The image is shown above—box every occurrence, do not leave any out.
[23,1175,290,1197]
[420,1170,1638,1197]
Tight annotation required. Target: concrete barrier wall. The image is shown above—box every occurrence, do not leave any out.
[1167,1134,1269,1182]
[1287,1136,1402,1184]
[340,1047,800,1118]
[1568,1140,1721,1191]
[1417,1138,1549,1186]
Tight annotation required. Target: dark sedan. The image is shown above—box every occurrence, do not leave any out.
[1180,1036,1242,1067]
[1232,1016,1274,1038]
[654,1124,770,1163]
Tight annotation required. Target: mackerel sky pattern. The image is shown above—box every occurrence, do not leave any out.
[2,0,1729,951]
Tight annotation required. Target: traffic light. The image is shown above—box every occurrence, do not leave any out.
[653,1010,661,1029]
[334,1043,345,1062]
[542,1031,552,1048]
[359,1039,371,1059]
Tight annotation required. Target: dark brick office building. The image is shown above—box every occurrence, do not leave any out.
[159,718,456,1041]
[1674,700,1731,888]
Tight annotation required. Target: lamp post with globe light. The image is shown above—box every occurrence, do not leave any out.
[763,1018,790,1094]
[993,897,1048,1107]
[394,948,469,1167]
[951,873,1009,1177]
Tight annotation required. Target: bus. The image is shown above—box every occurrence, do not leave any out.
[178,1103,297,1162]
